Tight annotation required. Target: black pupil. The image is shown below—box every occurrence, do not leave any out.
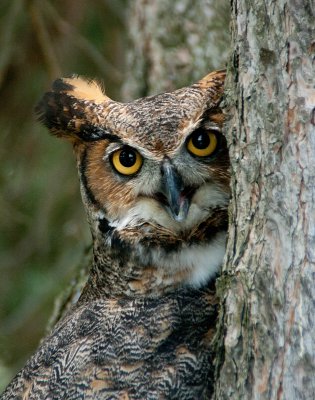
[119,148,136,167]
[192,130,210,149]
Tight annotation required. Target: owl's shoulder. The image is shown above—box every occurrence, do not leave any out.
[3,288,217,399]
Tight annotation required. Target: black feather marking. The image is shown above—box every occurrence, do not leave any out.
[110,231,132,255]
[52,78,75,92]
[79,148,100,207]
[98,217,113,235]
[78,126,122,143]
[35,92,83,133]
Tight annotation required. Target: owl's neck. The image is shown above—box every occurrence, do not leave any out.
[80,244,190,299]
[79,215,227,300]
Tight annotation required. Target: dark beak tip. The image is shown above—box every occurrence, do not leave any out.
[160,158,190,222]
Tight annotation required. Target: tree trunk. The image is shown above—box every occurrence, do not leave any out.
[214,1,315,399]
[122,0,230,100]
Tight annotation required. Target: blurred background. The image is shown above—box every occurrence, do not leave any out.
[0,0,229,390]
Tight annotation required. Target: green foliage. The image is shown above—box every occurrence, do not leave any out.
[0,0,126,388]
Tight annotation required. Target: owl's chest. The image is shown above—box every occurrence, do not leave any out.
[14,290,217,400]
[75,293,217,398]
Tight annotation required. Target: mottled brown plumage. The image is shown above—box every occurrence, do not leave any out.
[1,70,229,399]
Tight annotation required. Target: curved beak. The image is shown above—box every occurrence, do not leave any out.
[160,158,190,222]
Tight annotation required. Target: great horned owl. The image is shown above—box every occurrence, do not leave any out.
[2,70,229,399]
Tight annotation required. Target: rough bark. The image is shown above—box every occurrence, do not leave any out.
[214,1,315,399]
[122,0,230,100]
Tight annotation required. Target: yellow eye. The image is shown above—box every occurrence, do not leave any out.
[111,147,143,175]
[187,130,218,157]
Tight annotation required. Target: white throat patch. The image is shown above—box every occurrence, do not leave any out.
[137,231,226,288]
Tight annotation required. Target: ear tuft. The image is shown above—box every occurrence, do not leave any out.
[36,76,111,142]
[198,69,226,90]
[58,76,108,104]
[194,69,226,107]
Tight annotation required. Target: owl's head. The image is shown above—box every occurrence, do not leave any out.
[37,70,229,289]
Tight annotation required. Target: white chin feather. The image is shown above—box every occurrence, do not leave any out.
[142,231,226,288]
[184,233,226,286]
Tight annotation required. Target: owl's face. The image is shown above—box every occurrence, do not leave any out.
[82,102,228,232]
[37,71,229,288]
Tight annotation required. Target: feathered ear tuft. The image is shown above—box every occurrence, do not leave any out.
[193,69,226,107]
[35,76,111,143]
[54,76,108,104]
